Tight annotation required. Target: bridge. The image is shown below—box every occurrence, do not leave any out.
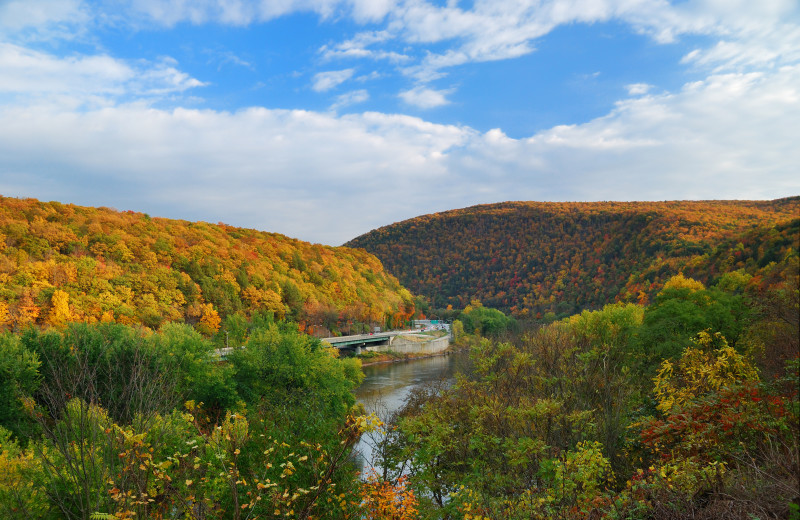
[320,330,420,354]
[214,329,440,358]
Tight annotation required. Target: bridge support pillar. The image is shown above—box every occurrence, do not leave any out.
[354,345,362,355]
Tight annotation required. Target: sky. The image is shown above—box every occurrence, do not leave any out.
[0,0,798,246]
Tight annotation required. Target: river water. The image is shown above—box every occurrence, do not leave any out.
[353,352,470,474]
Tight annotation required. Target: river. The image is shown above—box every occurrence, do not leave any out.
[353,352,470,475]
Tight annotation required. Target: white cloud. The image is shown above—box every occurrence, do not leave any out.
[0,43,205,105]
[1,0,798,247]
[3,64,796,245]
[0,0,89,38]
[320,30,410,63]
[626,83,652,95]
[0,42,128,96]
[0,102,472,244]
[399,85,452,108]
[449,64,800,202]
[331,89,369,110]
[348,0,395,23]
[312,68,355,92]
[135,58,207,95]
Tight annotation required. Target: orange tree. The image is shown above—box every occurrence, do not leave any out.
[360,470,419,520]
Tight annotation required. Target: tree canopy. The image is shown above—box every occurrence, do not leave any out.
[346,198,799,319]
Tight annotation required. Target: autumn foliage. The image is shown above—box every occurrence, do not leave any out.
[360,471,419,520]
[0,195,414,335]
[2,194,798,519]
[346,198,799,318]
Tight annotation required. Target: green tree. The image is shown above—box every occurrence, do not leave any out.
[0,334,40,440]
[559,303,644,472]
[636,275,751,372]
[459,300,514,337]
[148,322,238,418]
[229,322,363,436]
[22,323,175,425]
[389,330,591,515]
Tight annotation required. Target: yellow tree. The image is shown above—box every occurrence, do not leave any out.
[47,289,73,327]
[197,303,221,335]
[661,273,705,292]
[242,286,285,319]
[0,302,9,331]
[653,330,759,413]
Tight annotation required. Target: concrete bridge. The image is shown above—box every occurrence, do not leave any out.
[215,328,450,358]
[320,330,415,354]
[323,329,452,356]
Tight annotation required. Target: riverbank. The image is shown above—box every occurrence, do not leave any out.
[350,329,449,366]
[358,347,456,367]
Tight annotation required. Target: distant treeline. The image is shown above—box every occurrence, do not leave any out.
[346,198,799,319]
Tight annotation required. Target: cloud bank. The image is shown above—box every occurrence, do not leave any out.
[0,0,797,245]
[2,64,797,244]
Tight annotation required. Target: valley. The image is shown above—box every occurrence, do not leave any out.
[0,195,797,519]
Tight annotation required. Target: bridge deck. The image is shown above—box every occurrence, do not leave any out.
[320,332,395,347]
[214,329,440,358]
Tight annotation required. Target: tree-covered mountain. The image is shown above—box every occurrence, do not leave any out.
[345,198,799,318]
[0,196,414,334]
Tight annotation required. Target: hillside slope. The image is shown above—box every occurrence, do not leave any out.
[0,196,414,333]
[345,198,799,318]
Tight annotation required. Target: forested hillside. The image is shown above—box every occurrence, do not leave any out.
[0,196,414,335]
[1,194,797,519]
[346,198,799,318]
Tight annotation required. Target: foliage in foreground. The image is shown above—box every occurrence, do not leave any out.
[375,272,799,520]
[2,265,797,519]
[0,318,419,519]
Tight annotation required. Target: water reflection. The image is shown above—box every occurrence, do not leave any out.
[353,352,470,475]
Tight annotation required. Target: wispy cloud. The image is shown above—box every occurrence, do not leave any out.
[11,1,795,92]
[626,83,652,96]
[125,0,394,26]
[312,68,355,92]
[204,48,253,71]
[0,43,205,105]
[399,85,452,108]
[681,25,800,72]
[331,89,369,111]
[320,30,410,63]
[326,0,798,88]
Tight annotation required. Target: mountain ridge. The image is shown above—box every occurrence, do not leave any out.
[345,197,799,317]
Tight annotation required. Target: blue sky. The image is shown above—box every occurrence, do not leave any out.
[1,0,798,245]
